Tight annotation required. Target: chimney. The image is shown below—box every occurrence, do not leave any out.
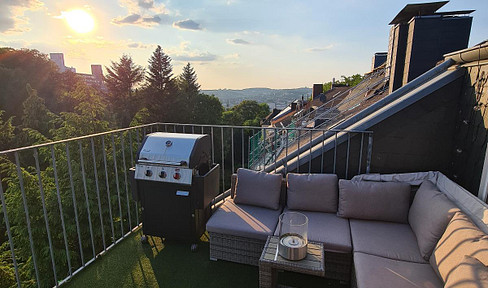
[312,84,323,99]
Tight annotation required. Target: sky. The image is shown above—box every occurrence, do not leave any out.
[0,0,487,90]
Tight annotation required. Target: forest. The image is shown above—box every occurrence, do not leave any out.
[0,46,271,287]
[0,46,271,151]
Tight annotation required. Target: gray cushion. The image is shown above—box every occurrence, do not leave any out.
[354,252,443,288]
[275,208,351,253]
[286,173,338,213]
[233,168,282,210]
[444,255,488,288]
[430,211,488,283]
[350,219,426,263]
[206,199,282,241]
[338,180,411,223]
[408,180,460,261]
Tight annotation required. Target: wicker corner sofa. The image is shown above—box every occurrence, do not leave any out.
[206,169,352,282]
[207,169,488,287]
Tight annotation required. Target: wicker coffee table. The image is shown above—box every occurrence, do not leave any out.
[259,236,325,288]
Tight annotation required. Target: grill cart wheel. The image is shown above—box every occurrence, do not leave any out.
[141,235,148,244]
[191,244,198,252]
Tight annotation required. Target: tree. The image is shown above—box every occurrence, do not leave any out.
[223,100,270,126]
[22,83,57,137]
[176,63,201,122]
[192,94,224,124]
[323,73,364,92]
[0,110,14,151]
[0,48,61,122]
[178,62,200,99]
[147,45,174,92]
[54,83,110,139]
[145,46,177,123]
[104,54,145,127]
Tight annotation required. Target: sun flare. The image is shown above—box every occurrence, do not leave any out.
[63,9,95,33]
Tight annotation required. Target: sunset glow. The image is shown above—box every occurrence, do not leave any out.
[63,10,95,34]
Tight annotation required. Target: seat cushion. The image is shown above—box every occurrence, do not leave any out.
[430,211,488,283]
[275,208,352,253]
[233,168,283,210]
[206,199,282,241]
[409,180,460,261]
[354,252,443,288]
[338,180,411,223]
[350,219,426,263]
[286,173,338,213]
[444,255,488,288]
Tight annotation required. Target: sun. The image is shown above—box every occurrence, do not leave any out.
[63,9,95,33]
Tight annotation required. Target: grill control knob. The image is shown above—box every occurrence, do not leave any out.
[159,171,167,178]
[173,173,181,180]
[145,170,152,177]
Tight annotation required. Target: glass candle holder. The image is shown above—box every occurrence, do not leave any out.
[278,212,308,260]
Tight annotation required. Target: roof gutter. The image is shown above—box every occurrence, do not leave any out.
[444,40,488,64]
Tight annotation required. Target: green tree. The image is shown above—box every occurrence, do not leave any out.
[178,63,200,98]
[54,83,110,139]
[22,84,57,137]
[192,94,223,124]
[223,100,270,126]
[147,45,174,92]
[176,63,201,123]
[104,54,145,127]
[130,107,151,127]
[323,73,364,92]
[145,46,177,122]
[0,110,15,150]
[0,48,61,122]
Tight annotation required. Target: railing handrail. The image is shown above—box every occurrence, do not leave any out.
[0,123,372,155]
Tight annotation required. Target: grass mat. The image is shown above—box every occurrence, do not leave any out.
[64,229,346,288]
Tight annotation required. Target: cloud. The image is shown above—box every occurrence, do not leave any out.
[0,0,44,34]
[112,13,166,27]
[173,52,217,62]
[128,42,151,49]
[113,13,141,24]
[306,44,334,52]
[112,0,168,28]
[173,19,202,30]
[227,38,250,45]
[0,39,30,48]
[138,0,154,9]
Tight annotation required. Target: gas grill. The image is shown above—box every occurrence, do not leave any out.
[130,132,219,250]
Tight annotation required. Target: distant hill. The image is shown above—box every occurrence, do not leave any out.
[202,87,312,109]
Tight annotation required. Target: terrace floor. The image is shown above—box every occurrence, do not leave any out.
[64,228,348,288]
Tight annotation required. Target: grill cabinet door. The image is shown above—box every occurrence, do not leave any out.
[140,181,193,240]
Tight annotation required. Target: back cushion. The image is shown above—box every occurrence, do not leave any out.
[337,180,411,223]
[444,255,488,288]
[409,180,460,260]
[233,168,282,210]
[286,173,338,213]
[430,211,488,283]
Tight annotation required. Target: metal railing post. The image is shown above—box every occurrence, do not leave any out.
[101,137,116,243]
[111,135,124,238]
[0,174,21,288]
[79,141,96,259]
[51,145,73,275]
[34,149,58,286]
[65,144,83,267]
[91,138,106,251]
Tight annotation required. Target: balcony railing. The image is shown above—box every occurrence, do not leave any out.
[0,123,372,288]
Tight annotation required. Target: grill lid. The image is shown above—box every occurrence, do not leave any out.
[137,132,207,166]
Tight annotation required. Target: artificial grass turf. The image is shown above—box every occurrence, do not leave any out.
[64,229,346,288]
